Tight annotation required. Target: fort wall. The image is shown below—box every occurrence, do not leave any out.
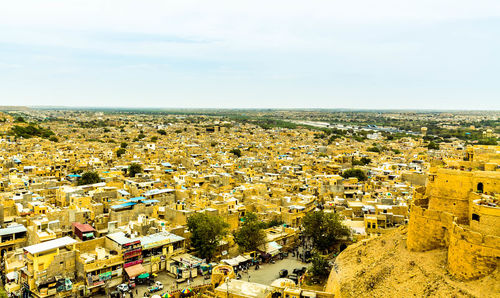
[447,224,500,279]
[407,168,500,280]
[407,205,454,251]
[469,200,500,236]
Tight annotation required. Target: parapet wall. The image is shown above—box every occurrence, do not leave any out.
[407,204,500,280]
[407,205,455,251]
[447,224,500,279]
[470,201,500,236]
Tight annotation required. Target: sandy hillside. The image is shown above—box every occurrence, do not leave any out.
[326,227,499,298]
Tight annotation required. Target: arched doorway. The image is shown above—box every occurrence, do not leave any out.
[477,182,484,193]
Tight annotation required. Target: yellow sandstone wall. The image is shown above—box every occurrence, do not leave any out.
[470,202,500,236]
[407,205,455,251]
[426,169,499,223]
[447,224,500,279]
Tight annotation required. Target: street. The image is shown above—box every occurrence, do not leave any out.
[95,253,309,297]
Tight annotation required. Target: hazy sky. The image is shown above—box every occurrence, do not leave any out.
[1,1,499,110]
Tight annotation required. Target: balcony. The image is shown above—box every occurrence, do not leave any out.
[124,248,142,259]
[82,255,123,272]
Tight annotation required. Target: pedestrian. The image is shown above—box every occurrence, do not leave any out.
[135,289,138,295]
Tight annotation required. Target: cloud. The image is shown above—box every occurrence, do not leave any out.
[0,1,499,109]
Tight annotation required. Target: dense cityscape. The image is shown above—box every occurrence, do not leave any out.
[0,107,497,297]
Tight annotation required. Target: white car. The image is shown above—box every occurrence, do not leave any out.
[147,281,163,293]
[117,283,129,292]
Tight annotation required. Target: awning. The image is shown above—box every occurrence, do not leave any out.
[6,271,18,281]
[259,241,282,256]
[125,264,146,278]
[138,273,150,279]
[222,255,252,267]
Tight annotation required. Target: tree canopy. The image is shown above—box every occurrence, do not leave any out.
[309,253,331,278]
[427,141,440,150]
[77,171,100,186]
[233,212,266,252]
[229,148,242,157]
[128,163,142,177]
[302,210,350,252]
[8,124,55,139]
[187,212,229,261]
[116,148,126,158]
[341,168,367,181]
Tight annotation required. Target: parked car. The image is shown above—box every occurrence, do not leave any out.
[293,267,307,275]
[148,281,164,293]
[279,269,288,278]
[117,283,129,293]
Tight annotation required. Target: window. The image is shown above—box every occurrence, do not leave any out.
[477,183,484,193]
[472,213,480,221]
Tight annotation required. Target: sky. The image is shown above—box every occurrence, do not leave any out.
[0,0,499,110]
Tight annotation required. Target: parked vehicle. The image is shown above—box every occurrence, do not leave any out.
[288,274,298,283]
[279,269,288,278]
[117,283,129,293]
[147,281,164,293]
[293,267,307,275]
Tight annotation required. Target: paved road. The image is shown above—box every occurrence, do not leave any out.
[239,256,308,285]
[96,254,309,297]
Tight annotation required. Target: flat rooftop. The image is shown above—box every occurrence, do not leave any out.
[24,236,77,255]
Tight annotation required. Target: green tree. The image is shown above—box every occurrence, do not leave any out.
[302,211,350,252]
[266,218,284,228]
[360,157,371,165]
[187,213,229,261]
[229,148,242,157]
[427,141,439,150]
[309,253,330,278]
[77,171,100,185]
[391,148,401,154]
[116,148,126,158]
[157,129,166,135]
[8,124,55,139]
[478,138,498,145]
[128,163,142,177]
[341,168,367,181]
[233,212,266,252]
[120,142,128,149]
[352,159,363,166]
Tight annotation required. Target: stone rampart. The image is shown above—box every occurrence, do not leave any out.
[407,205,455,251]
[447,224,500,279]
